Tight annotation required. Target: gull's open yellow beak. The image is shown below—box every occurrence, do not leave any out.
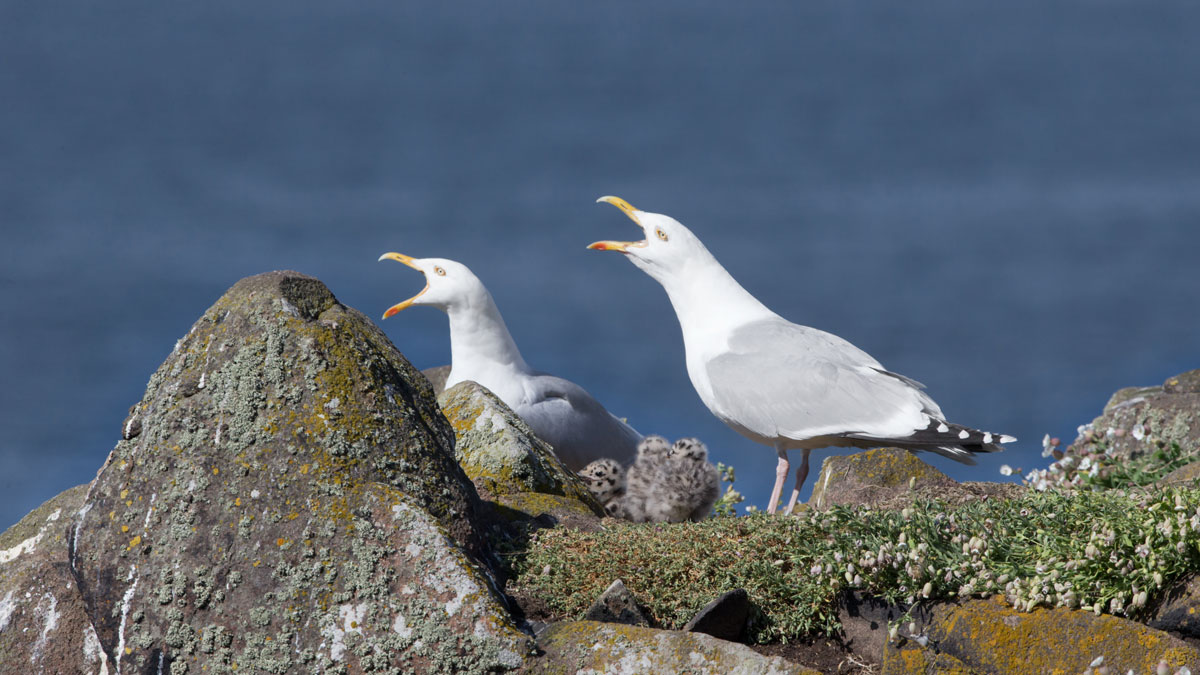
[588,195,647,253]
[378,252,428,319]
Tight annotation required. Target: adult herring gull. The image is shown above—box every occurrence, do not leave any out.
[379,252,641,470]
[588,196,1013,514]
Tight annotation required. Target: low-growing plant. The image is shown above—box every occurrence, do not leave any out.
[711,462,744,517]
[507,487,1200,643]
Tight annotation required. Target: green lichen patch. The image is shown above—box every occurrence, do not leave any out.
[510,487,1200,644]
[808,448,957,510]
[437,381,597,510]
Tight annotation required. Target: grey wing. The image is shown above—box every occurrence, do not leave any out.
[516,374,642,469]
[705,320,938,442]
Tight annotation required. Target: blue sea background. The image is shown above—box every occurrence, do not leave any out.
[2,1,1199,529]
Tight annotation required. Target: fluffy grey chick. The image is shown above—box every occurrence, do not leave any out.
[670,438,721,522]
[607,435,672,522]
[578,459,626,509]
[643,437,720,523]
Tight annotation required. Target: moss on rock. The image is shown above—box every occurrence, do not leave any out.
[438,381,600,516]
[808,448,957,510]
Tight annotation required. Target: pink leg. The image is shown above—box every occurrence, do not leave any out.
[783,449,811,515]
[767,445,789,514]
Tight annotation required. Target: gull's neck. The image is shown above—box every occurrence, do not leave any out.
[657,248,778,350]
[445,291,532,380]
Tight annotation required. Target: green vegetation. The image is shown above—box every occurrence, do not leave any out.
[710,462,745,517]
[507,487,1200,643]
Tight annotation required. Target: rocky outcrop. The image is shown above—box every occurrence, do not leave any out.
[583,579,650,627]
[1149,574,1200,642]
[526,621,820,674]
[0,484,106,674]
[841,593,1200,673]
[66,272,530,674]
[1163,462,1200,485]
[682,588,751,642]
[438,380,602,527]
[1070,369,1200,462]
[808,448,1020,510]
[910,596,1199,674]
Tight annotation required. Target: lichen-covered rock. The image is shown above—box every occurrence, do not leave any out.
[921,595,1200,674]
[808,449,957,510]
[807,449,1021,511]
[1069,369,1200,462]
[1161,461,1200,486]
[525,621,819,674]
[0,484,107,674]
[67,271,530,674]
[883,645,979,674]
[583,579,650,627]
[438,380,601,522]
[1149,573,1200,641]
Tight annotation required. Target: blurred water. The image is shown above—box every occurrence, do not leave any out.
[2,1,1199,528]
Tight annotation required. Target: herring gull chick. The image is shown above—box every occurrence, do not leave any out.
[379,252,641,470]
[578,458,626,507]
[667,438,720,522]
[607,435,671,522]
[588,196,1013,514]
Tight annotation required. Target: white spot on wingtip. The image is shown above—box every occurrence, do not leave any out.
[958,430,970,439]
[937,423,949,433]
[1000,435,1017,443]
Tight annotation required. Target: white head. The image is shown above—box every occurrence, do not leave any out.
[377,253,489,318]
[588,196,713,285]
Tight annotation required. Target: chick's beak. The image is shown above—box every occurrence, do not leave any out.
[378,252,428,319]
[588,195,647,253]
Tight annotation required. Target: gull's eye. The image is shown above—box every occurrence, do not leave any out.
[656,228,668,242]
[434,266,446,276]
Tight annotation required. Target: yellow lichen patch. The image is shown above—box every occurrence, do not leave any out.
[300,463,310,475]
[121,525,129,533]
[213,467,219,475]
[120,489,129,499]
[235,497,242,507]
[929,596,1200,674]
[127,535,142,549]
